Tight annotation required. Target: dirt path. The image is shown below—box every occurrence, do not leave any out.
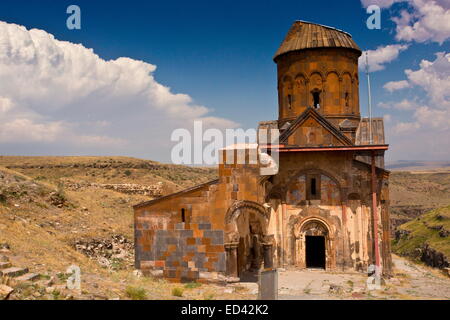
[391,255,450,299]
[276,255,450,300]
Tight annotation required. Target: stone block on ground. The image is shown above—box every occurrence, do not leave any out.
[0,267,29,278]
[15,272,40,282]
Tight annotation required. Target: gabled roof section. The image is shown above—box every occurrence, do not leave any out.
[353,159,390,175]
[274,20,362,61]
[279,107,353,146]
[133,179,219,209]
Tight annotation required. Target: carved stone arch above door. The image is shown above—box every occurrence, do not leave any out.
[289,213,336,270]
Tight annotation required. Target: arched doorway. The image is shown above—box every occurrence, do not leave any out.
[225,201,270,281]
[306,234,325,268]
[293,218,333,270]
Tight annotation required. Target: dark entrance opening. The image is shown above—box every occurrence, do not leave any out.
[305,236,326,269]
[312,91,321,109]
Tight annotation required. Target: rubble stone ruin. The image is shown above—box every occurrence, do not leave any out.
[134,20,392,282]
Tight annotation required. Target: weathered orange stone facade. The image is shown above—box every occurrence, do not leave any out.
[134,21,392,282]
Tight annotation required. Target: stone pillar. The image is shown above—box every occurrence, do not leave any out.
[281,203,287,266]
[371,152,381,277]
[263,243,273,269]
[225,242,239,277]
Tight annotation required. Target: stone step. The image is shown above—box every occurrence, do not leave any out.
[15,273,40,282]
[0,267,29,278]
[0,262,12,269]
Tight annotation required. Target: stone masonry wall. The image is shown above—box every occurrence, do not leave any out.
[135,219,225,282]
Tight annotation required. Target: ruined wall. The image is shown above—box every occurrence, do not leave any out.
[134,148,265,281]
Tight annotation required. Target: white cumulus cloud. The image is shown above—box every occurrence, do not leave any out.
[393,0,450,44]
[359,44,409,72]
[361,0,450,44]
[361,0,404,8]
[382,52,450,160]
[405,52,450,108]
[378,99,420,110]
[383,80,411,92]
[0,21,238,160]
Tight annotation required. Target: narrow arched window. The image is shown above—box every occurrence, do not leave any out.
[287,94,293,109]
[311,178,317,196]
[307,174,321,200]
[312,91,321,109]
[181,208,186,223]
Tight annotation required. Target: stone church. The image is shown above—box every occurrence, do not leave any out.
[134,21,392,282]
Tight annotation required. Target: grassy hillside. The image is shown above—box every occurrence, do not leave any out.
[0,156,218,196]
[393,206,450,267]
[0,164,147,270]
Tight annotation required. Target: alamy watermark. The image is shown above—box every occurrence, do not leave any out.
[366,264,382,290]
[66,5,81,30]
[170,121,279,168]
[66,265,81,290]
[366,5,381,30]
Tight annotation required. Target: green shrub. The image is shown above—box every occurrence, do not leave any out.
[172,287,184,297]
[184,282,201,289]
[204,293,215,300]
[53,182,68,204]
[125,286,147,300]
[124,170,132,176]
[52,290,61,300]
[110,258,125,271]
[56,272,70,282]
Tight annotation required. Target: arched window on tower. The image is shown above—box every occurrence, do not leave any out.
[282,77,293,115]
[312,90,321,109]
[345,92,350,107]
[287,94,293,109]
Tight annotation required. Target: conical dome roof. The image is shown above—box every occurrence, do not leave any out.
[274,20,362,61]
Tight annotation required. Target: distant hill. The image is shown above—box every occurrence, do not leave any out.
[387,160,450,172]
[389,170,450,232]
[0,156,218,196]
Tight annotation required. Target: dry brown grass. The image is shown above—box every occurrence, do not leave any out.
[0,156,218,193]
[0,159,252,300]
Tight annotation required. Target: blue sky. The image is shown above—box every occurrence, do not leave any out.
[0,0,448,162]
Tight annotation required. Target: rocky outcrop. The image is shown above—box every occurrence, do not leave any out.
[439,229,450,238]
[395,229,411,241]
[64,182,163,197]
[420,244,449,269]
[73,235,133,270]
